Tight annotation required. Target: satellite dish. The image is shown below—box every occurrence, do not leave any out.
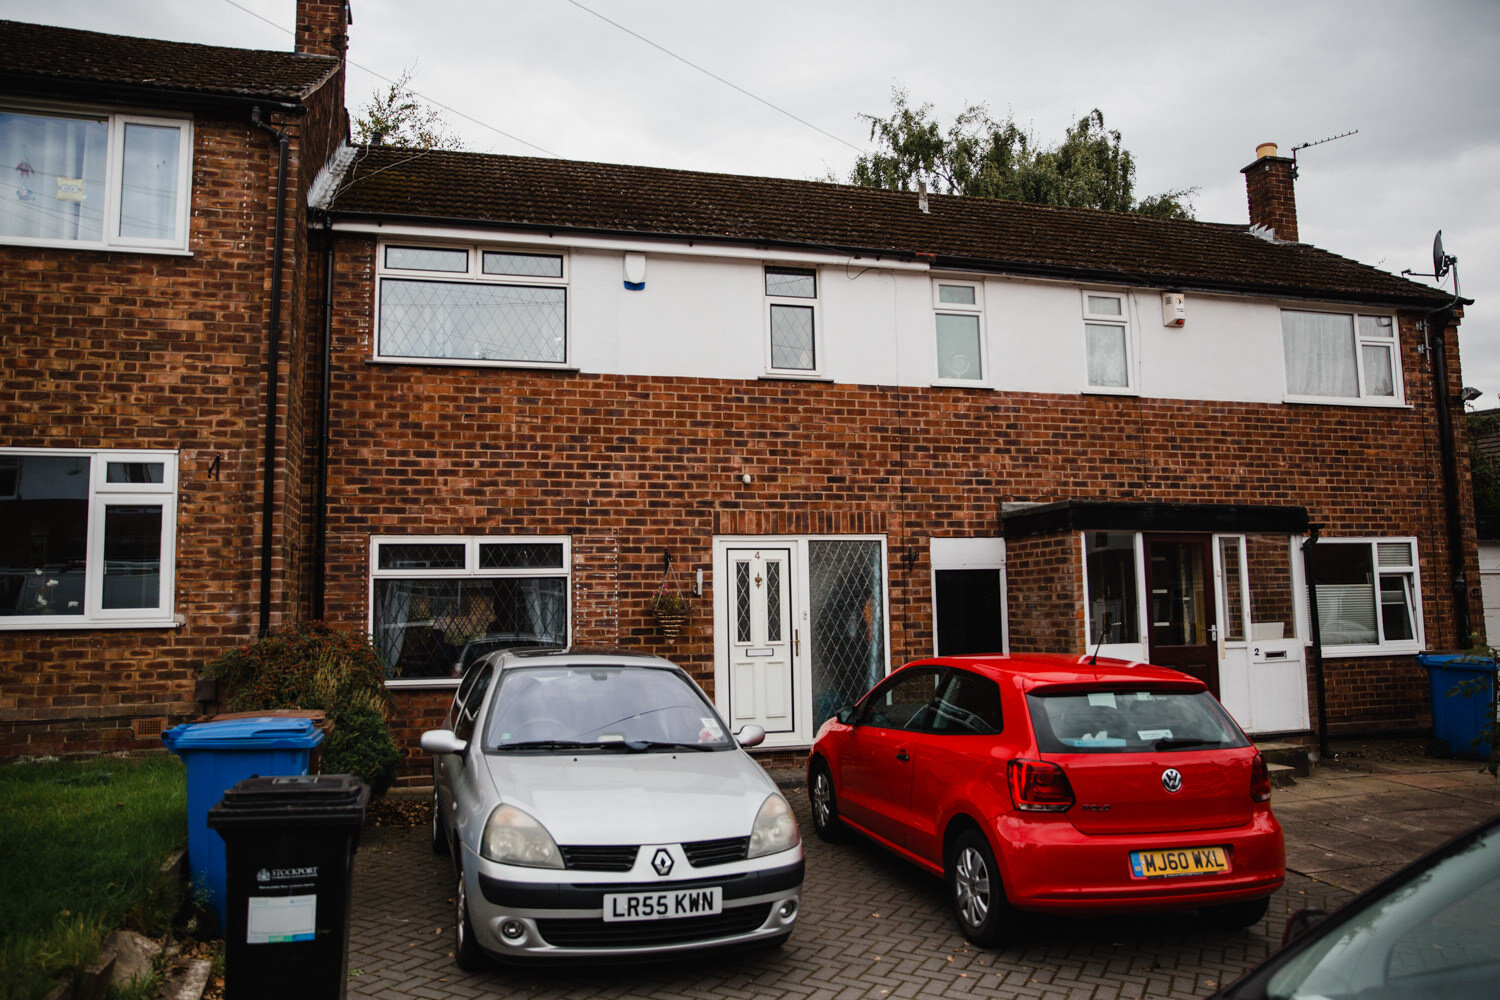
[1433,231,1449,279]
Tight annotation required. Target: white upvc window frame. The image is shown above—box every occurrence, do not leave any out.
[369,535,572,688]
[932,279,988,386]
[0,103,192,253]
[373,242,571,369]
[1304,536,1424,657]
[763,266,823,378]
[1281,308,1404,406]
[1081,290,1136,394]
[0,448,178,629]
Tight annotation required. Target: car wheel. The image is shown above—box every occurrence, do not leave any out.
[430,786,449,856]
[947,828,1019,947]
[808,760,844,842]
[454,867,488,972]
[1202,896,1270,930]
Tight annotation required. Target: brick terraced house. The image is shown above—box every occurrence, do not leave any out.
[1,2,1478,776]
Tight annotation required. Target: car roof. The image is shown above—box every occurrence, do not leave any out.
[898,652,1207,692]
[489,646,681,671]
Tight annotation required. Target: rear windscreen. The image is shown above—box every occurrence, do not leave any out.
[1027,688,1249,754]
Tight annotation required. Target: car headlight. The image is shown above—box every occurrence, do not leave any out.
[480,804,564,868]
[747,792,800,859]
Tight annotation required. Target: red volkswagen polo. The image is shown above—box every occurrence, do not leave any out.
[807,653,1284,946]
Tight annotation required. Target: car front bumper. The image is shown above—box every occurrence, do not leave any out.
[992,808,1285,913]
[468,855,804,961]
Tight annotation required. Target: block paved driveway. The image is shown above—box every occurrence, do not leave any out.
[346,776,1359,1000]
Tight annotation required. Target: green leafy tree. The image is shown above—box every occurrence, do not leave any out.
[353,64,461,150]
[850,88,1195,219]
[1469,410,1500,532]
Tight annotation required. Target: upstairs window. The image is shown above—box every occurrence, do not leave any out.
[765,267,820,376]
[376,244,568,367]
[0,449,177,628]
[1282,310,1401,403]
[1083,292,1134,392]
[0,107,191,251]
[933,281,987,384]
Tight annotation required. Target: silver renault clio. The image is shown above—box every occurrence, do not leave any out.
[422,647,803,967]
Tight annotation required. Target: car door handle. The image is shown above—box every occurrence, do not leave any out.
[895,749,909,762]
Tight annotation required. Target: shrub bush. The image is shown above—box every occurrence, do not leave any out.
[204,622,402,795]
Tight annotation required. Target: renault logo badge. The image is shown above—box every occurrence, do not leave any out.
[652,848,674,876]
[1162,768,1183,793]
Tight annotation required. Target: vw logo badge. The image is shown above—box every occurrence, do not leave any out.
[651,848,674,877]
[1161,768,1183,793]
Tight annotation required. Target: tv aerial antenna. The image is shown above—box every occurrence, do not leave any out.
[1288,130,1358,177]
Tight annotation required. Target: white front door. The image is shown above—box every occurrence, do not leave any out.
[726,548,795,734]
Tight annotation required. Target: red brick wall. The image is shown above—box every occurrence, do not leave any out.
[322,237,1478,782]
[0,73,345,755]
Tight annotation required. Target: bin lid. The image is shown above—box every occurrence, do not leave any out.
[161,716,325,752]
[1416,652,1498,672]
[207,774,370,832]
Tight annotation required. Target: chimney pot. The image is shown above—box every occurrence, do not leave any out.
[1256,141,1279,160]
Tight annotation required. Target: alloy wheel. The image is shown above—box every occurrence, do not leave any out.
[812,772,833,829]
[953,844,991,928]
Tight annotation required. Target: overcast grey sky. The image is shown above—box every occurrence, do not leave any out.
[10,0,1497,403]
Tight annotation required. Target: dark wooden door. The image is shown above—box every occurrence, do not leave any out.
[1144,535,1219,696]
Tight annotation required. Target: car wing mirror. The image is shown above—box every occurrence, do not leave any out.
[735,724,766,748]
[420,729,468,756]
[1281,908,1328,947]
[835,706,856,726]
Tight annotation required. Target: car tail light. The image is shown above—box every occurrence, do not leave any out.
[1250,752,1272,803]
[1007,758,1075,812]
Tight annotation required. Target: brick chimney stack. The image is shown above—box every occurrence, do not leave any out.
[1241,141,1299,243]
[296,0,349,59]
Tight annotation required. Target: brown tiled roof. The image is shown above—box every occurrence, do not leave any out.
[0,19,338,104]
[331,147,1451,308]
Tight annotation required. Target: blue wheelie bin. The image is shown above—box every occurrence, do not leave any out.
[162,716,326,931]
[1416,652,1498,759]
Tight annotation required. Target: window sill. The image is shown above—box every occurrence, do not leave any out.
[0,237,193,256]
[1082,385,1139,397]
[931,380,994,391]
[759,372,833,383]
[1316,642,1423,658]
[0,617,179,631]
[385,677,462,690]
[1283,395,1410,408]
[368,357,579,374]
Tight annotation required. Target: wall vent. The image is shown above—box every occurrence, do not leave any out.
[133,717,167,740]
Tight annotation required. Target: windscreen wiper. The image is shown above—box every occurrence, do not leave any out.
[1153,737,1216,750]
[495,739,593,752]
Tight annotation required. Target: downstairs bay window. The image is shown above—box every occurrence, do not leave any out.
[1307,538,1422,654]
[371,536,570,684]
[0,449,177,627]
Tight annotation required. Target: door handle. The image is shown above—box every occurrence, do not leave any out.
[794,628,800,656]
[895,748,910,762]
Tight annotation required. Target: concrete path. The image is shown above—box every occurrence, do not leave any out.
[342,743,1500,1000]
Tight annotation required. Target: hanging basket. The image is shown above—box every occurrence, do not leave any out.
[654,608,689,639]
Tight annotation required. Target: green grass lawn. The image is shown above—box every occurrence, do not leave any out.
[0,755,187,1000]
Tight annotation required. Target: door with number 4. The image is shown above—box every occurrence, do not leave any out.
[727,549,795,735]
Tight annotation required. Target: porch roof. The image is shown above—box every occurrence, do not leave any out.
[1000,501,1310,539]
